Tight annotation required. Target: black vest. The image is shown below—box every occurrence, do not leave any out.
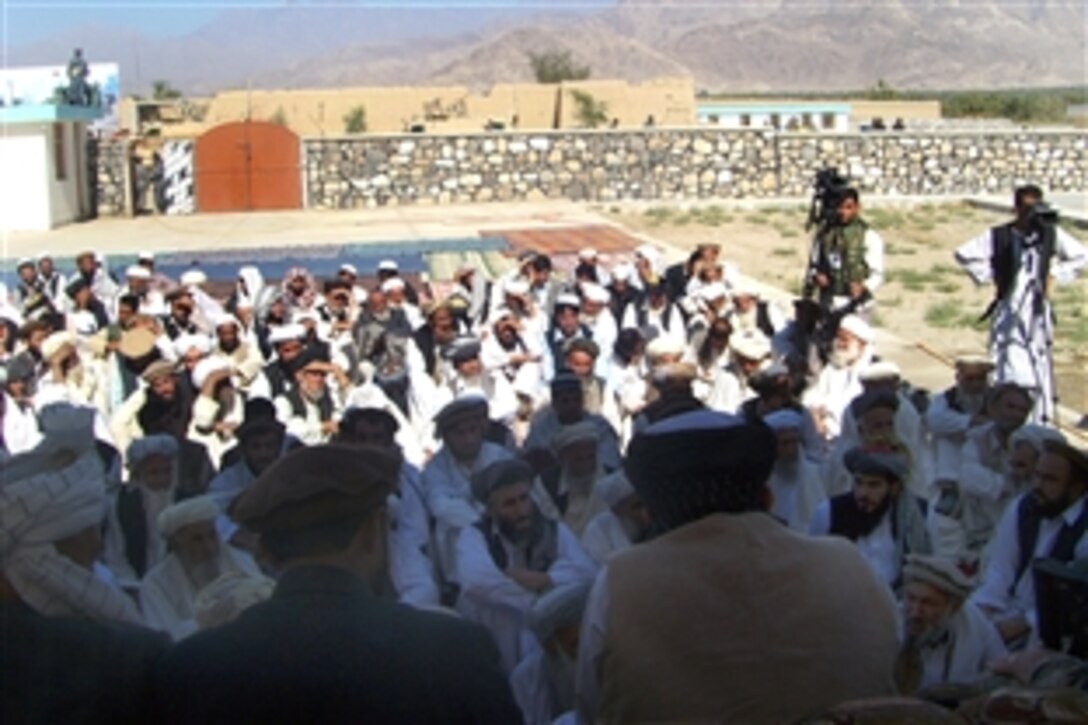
[1013,495,1088,591]
[828,492,925,544]
[982,222,1056,320]
[473,516,560,573]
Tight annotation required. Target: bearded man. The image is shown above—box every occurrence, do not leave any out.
[803,314,875,442]
[139,496,259,641]
[580,471,652,566]
[764,409,826,532]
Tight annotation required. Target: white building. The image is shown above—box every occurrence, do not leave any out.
[0,104,102,231]
[696,102,851,133]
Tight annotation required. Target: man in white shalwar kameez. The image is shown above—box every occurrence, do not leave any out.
[580,471,652,566]
[803,314,875,443]
[140,496,259,641]
[955,185,1088,424]
[764,410,827,532]
[455,459,597,673]
[894,555,1006,693]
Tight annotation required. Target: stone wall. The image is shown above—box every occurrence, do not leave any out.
[93,140,130,217]
[304,128,1087,209]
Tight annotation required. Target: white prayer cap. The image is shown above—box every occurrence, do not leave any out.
[338,263,357,276]
[611,263,634,283]
[126,434,180,469]
[158,496,220,538]
[955,353,994,370]
[732,279,760,299]
[645,335,685,362]
[503,279,530,297]
[192,357,231,389]
[70,311,99,336]
[763,409,804,432]
[173,333,211,358]
[555,293,581,309]
[377,259,399,272]
[40,331,75,362]
[1010,424,1066,454]
[527,582,592,644]
[137,251,155,262]
[268,324,306,345]
[16,257,34,269]
[292,309,321,325]
[635,243,659,260]
[180,270,208,287]
[597,470,635,509]
[860,360,901,382]
[902,554,974,600]
[380,277,405,293]
[125,265,151,280]
[213,313,240,331]
[578,248,598,261]
[730,330,771,361]
[837,314,873,344]
[697,282,728,302]
[194,572,276,630]
[581,282,610,304]
[36,250,53,261]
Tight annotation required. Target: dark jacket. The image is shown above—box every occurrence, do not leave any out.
[154,565,522,724]
[1,600,169,725]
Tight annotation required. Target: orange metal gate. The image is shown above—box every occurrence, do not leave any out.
[194,121,301,212]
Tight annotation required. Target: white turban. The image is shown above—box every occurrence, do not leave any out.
[527,582,592,643]
[173,333,211,358]
[194,572,276,630]
[1,406,142,624]
[180,270,208,288]
[860,360,902,382]
[158,496,220,538]
[40,331,75,362]
[192,357,231,389]
[763,409,804,432]
[126,434,180,469]
[1010,424,1066,455]
[730,330,771,361]
[838,314,873,344]
[380,278,405,293]
[697,282,728,302]
[581,283,610,304]
[597,470,635,509]
[645,336,685,363]
[635,244,663,275]
[504,279,530,297]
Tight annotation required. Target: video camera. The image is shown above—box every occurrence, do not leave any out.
[1026,200,1060,228]
[806,167,851,232]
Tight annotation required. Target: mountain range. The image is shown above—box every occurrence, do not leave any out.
[7,1,1085,95]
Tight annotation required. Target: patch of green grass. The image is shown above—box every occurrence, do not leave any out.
[888,268,929,291]
[925,301,963,328]
[778,228,800,238]
[928,263,959,277]
[745,213,771,225]
[868,209,908,229]
[673,213,692,226]
[882,296,903,307]
[935,281,960,294]
[771,246,797,257]
[885,242,917,256]
[698,206,729,227]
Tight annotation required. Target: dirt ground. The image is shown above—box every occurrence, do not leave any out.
[600,201,1088,413]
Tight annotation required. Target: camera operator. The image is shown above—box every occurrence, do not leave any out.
[955,185,1087,425]
[805,185,885,323]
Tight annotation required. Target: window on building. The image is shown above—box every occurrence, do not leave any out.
[822,112,836,130]
[53,124,67,181]
[708,114,719,124]
[739,114,751,127]
[770,114,781,129]
[802,113,814,129]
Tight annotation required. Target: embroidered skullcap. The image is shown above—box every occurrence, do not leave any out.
[1010,424,1066,455]
[954,353,994,370]
[763,409,804,432]
[597,470,635,509]
[837,314,873,344]
[470,458,534,504]
[527,582,592,643]
[173,333,211,358]
[730,330,771,361]
[434,394,488,436]
[626,410,776,530]
[194,572,276,630]
[444,336,482,365]
[140,359,177,383]
[268,324,306,345]
[126,434,179,469]
[850,388,900,418]
[158,496,220,538]
[844,447,910,482]
[859,360,902,383]
[40,331,75,362]
[230,445,401,534]
[125,265,151,280]
[552,420,599,453]
[581,283,610,305]
[192,357,231,389]
[902,555,975,600]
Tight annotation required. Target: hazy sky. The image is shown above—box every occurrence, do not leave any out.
[5,0,610,47]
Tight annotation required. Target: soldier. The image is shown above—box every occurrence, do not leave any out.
[806,188,885,322]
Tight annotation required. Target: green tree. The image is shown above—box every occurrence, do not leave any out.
[151,80,182,101]
[269,107,288,126]
[570,90,608,129]
[343,105,368,134]
[864,78,900,101]
[529,50,591,84]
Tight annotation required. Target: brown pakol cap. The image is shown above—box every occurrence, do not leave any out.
[229,444,400,534]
